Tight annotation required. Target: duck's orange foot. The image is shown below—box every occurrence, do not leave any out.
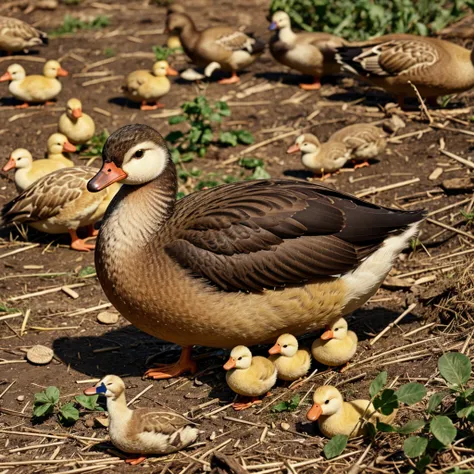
[233,397,262,411]
[44,101,56,106]
[289,379,304,390]
[144,346,197,380]
[299,77,321,90]
[339,362,351,373]
[218,71,240,85]
[140,102,165,111]
[15,102,29,109]
[125,456,146,465]
[353,161,369,169]
[69,230,95,252]
[87,224,99,237]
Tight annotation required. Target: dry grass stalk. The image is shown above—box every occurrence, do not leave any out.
[426,217,474,241]
[126,384,153,406]
[408,81,433,123]
[0,312,22,321]
[370,303,417,345]
[355,178,420,198]
[0,243,40,259]
[8,440,67,453]
[82,75,124,87]
[440,149,474,170]
[8,283,87,302]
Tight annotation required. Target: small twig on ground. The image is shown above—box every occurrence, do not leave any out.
[370,303,417,345]
[408,81,433,124]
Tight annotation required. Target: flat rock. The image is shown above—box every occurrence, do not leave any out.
[97,311,119,325]
[27,345,54,365]
[442,177,474,191]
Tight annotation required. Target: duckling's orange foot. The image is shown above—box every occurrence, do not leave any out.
[233,397,262,411]
[353,161,369,169]
[125,456,147,465]
[144,346,197,379]
[15,102,29,109]
[218,72,240,85]
[339,362,350,373]
[140,102,165,111]
[299,77,321,90]
[44,101,56,106]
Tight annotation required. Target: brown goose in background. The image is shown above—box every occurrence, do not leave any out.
[0,16,48,54]
[87,124,425,380]
[165,12,265,84]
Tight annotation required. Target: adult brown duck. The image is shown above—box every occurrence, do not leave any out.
[87,124,424,379]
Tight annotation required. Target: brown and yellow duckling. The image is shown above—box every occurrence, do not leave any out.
[268,334,311,382]
[0,16,48,55]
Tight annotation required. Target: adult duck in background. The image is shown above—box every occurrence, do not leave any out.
[165,12,265,84]
[336,34,474,107]
[0,16,48,54]
[87,124,424,380]
[269,11,345,90]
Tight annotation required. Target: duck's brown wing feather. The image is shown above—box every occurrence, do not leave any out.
[1,167,94,225]
[133,409,195,435]
[165,180,424,292]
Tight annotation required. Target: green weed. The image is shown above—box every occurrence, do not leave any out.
[50,15,110,37]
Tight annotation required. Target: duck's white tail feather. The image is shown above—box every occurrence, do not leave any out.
[341,221,422,314]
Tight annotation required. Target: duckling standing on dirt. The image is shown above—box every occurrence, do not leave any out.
[224,345,277,411]
[58,98,96,145]
[311,318,358,368]
[84,375,199,465]
[47,133,76,167]
[268,334,311,382]
[307,385,397,438]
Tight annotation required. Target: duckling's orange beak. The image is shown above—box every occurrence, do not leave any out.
[287,144,300,154]
[72,108,82,119]
[87,161,127,192]
[0,71,12,82]
[3,157,16,172]
[307,403,323,421]
[223,357,236,370]
[166,66,179,76]
[320,329,334,341]
[83,386,98,395]
[268,343,281,355]
[57,67,69,77]
[62,141,77,153]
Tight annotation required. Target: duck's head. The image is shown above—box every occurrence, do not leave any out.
[84,375,125,400]
[66,98,83,119]
[167,3,185,15]
[43,60,68,79]
[152,60,178,77]
[321,318,349,341]
[166,12,192,33]
[269,11,291,31]
[287,134,320,155]
[3,148,33,172]
[48,133,76,154]
[88,124,170,192]
[307,385,343,421]
[268,333,299,357]
[0,64,25,83]
[223,345,252,370]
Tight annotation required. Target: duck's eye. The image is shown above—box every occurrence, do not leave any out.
[134,149,144,159]
[335,328,339,331]
[238,356,242,361]
[17,157,22,160]
[283,344,288,348]
[325,400,329,404]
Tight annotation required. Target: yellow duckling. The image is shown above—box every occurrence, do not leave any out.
[0,60,68,108]
[223,345,277,411]
[311,318,358,368]
[268,334,311,382]
[307,385,397,438]
[58,98,96,145]
[3,148,68,192]
[84,375,198,465]
[123,60,178,111]
[47,133,76,167]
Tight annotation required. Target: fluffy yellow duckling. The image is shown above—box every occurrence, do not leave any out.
[58,98,96,145]
[311,318,358,368]
[47,133,76,167]
[224,345,277,411]
[84,375,198,465]
[3,148,67,192]
[123,60,178,110]
[0,60,68,108]
[307,385,397,438]
[268,334,311,382]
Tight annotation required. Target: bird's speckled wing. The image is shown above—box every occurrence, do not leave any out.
[133,409,195,435]
[0,16,45,41]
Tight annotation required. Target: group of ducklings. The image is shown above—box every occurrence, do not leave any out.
[223,317,357,410]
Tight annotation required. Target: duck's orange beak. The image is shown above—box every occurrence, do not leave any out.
[287,144,300,154]
[87,161,127,192]
[57,67,69,77]
[62,140,77,153]
[268,343,281,355]
[320,329,334,341]
[166,65,179,76]
[223,357,236,370]
[3,156,16,172]
[83,386,98,395]
[307,403,323,421]
[0,71,12,82]
[72,108,82,119]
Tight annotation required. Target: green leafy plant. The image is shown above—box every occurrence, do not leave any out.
[103,47,116,57]
[152,45,181,61]
[239,157,271,180]
[50,14,110,37]
[33,387,103,426]
[461,210,474,226]
[271,395,300,412]
[167,96,253,161]
[78,130,109,157]
[78,265,96,277]
[269,0,474,41]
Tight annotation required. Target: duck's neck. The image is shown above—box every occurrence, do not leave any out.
[100,163,177,252]
[48,152,66,160]
[178,17,199,51]
[106,392,131,420]
[301,151,320,169]
[279,26,296,45]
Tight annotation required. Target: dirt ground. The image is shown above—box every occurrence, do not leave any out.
[0,0,473,473]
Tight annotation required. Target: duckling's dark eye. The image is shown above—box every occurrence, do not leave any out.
[335,328,339,331]
[134,149,144,159]
[283,344,288,348]
[238,356,242,361]
[325,400,329,404]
